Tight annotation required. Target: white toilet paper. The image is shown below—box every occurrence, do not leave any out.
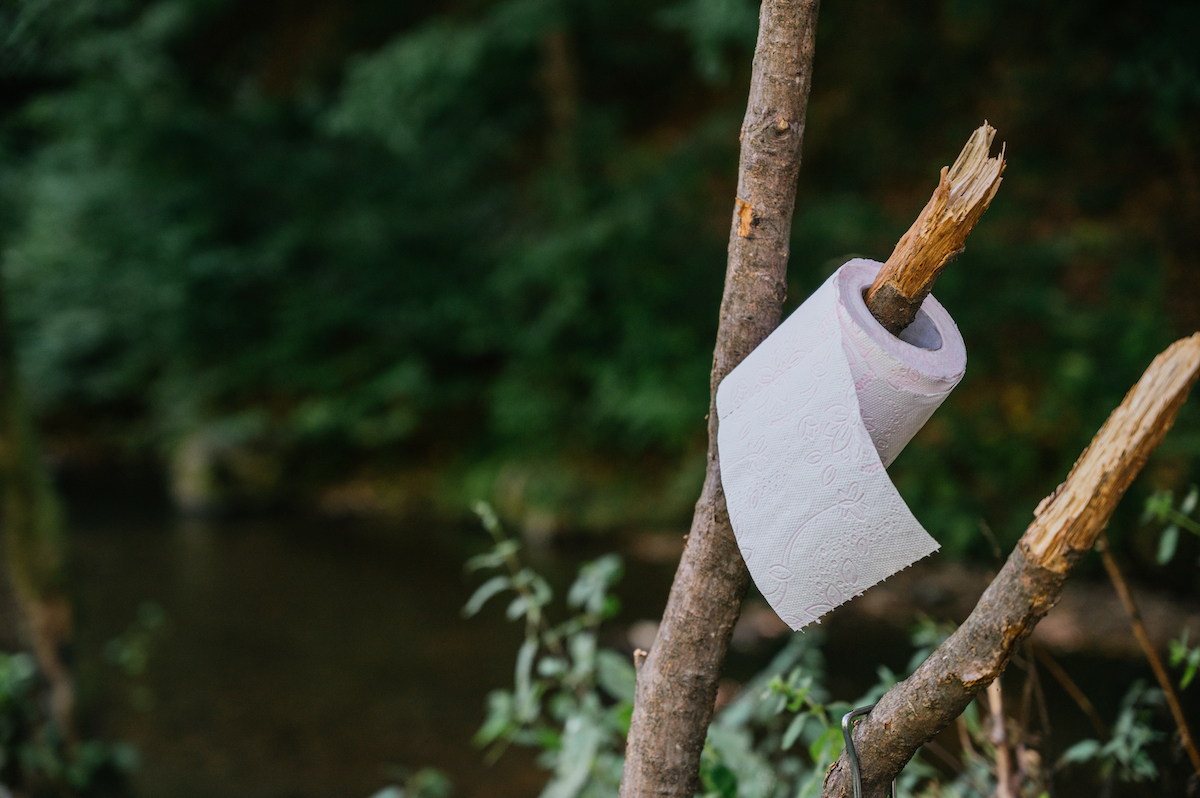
[716,259,966,630]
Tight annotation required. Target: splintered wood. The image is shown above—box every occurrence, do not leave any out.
[735,197,755,238]
[1023,334,1200,572]
[866,123,1007,336]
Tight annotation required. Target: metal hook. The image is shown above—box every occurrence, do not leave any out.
[841,704,897,798]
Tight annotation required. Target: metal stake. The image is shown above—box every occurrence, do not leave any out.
[841,704,897,798]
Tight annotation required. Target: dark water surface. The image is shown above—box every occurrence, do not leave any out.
[72,512,568,798]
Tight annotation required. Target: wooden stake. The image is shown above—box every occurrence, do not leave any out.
[866,123,1006,336]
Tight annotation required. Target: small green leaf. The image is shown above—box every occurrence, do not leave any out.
[538,656,568,678]
[568,632,597,679]
[474,690,514,746]
[1183,648,1200,690]
[782,712,809,750]
[463,575,509,617]
[466,540,521,571]
[473,500,501,534]
[407,768,452,798]
[506,595,529,621]
[1060,738,1102,764]
[515,638,539,718]
[808,724,844,764]
[536,727,562,751]
[705,763,738,798]
[1170,630,1190,666]
[529,572,553,607]
[568,555,623,614]
[1144,491,1174,524]
[595,649,636,702]
[1157,525,1180,564]
[539,715,602,798]
[1182,486,1199,516]
[609,701,634,735]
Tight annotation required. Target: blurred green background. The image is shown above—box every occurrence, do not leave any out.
[2,1,1200,796]
[2,0,1199,568]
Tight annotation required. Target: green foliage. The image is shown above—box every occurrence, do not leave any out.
[465,527,1191,795]
[466,515,982,798]
[104,599,167,712]
[1059,681,1166,783]
[466,502,628,796]
[0,651,137,793]
[657,0,758,84]
[368,768,453,798]
[1169,629,1200,690]
[1144,487,1200,565]
[1,0,1199,539]
[906,615,958,674]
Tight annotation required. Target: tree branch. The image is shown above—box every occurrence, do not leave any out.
[866,124,1006,336]
[1030,643,1108,739]
[618,2,820,795]
[823,334,1200,798]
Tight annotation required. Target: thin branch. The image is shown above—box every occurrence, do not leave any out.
[866,123,1006,336]
[1030,643,1106,740]
[988,680,1017,798]
[921,740,965,774]
[1097,531,1200,772]
[1019,642,1056,796]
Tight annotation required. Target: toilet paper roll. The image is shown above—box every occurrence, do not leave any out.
[716,258,966,630]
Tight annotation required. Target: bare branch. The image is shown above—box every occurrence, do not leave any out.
[866,123,1006,335]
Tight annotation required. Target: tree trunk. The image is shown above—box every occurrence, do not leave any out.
[619,2,820,795]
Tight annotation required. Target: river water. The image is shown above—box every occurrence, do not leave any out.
[71,508,620,798]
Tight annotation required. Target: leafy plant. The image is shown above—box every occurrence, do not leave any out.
[1144,486,1200,565]
[104,599,168,712]
[465,501,631,797]
[1059,681,1166,783]
[0,651,137,794]
[1169,630,1200,690]
[465,505,965,798]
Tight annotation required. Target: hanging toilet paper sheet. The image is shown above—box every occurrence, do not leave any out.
[716,259,966,630]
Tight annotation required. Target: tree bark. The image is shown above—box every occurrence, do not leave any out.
[618,2,820,795]
[823,334,1200,798]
